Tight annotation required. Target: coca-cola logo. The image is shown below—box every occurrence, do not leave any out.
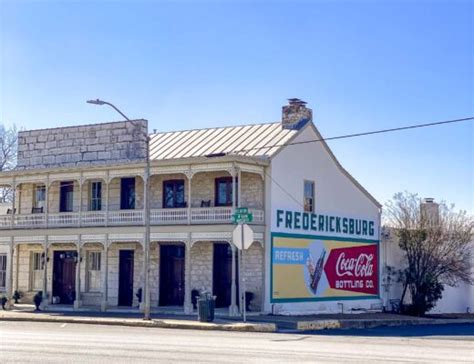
[335,252,374,278]
[324,244,379,295]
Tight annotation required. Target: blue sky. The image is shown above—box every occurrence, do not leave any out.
[1,0,473,213]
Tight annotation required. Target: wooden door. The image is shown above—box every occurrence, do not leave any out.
[213,243,238,308]
[159,245,185,306]
[52,251,76,305]
[118,250,134,306]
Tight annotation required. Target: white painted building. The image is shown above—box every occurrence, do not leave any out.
[0,99,383,315]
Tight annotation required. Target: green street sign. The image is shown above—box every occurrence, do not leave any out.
[232,212,253,224]
[235,207,248,214]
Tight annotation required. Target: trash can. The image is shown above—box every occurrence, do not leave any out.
[197,292,216,322]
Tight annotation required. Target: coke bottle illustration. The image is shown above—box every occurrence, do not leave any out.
[310,250,326,293]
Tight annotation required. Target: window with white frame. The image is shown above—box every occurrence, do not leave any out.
[34,184,46,210]
[304,180,315,213]
[87,251,101,292]
[31,252,44,291]
[89,181,102,211]
[0,254,7,291]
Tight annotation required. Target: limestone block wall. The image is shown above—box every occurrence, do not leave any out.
[18,183,34,214]
[190,241,213,293]
[240,172,264,209]
[243,243,264,311]
[17,120,147,170]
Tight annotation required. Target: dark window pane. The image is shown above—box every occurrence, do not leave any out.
[60,181,74,212]
[121,178,135,210]
[163,180,185,208]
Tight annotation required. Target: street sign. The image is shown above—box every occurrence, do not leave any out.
[235,207,248,214]
[232,212,253,224]
[232,224,254,250]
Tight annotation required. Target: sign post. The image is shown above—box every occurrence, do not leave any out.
[232,208,253,323]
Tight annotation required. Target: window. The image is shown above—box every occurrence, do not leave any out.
[87,251,101,292]
[215,177,237,207]
[33,185,46,209]
[120,178,135,210]
[163,180,185,208]
[0,254,6,290]
[89,181,102,211]
[31,252,43,291]
[60,181,74,212]
[304,180,315,213]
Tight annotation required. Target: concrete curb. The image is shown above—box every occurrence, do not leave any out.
[296,318,474,331]
[0,314,276,333]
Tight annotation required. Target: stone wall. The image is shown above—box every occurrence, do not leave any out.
[190,241,213,293]
[243,242,264,311]
[17,120,147,170]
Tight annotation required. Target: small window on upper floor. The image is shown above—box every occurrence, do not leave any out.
[215,177,238,207]
[34,184,46,210]
[120,177,136,210]
[304,180,315,213]
[89,181,102,211]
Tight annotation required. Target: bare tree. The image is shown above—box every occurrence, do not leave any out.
[385,192,473,315]
[0,124,18,202]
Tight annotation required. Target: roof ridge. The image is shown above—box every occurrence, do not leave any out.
[149,121,280,136]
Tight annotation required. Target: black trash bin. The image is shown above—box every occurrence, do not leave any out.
[197,292,215,322]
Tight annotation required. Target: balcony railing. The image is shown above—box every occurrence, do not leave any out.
[0,207,264,229]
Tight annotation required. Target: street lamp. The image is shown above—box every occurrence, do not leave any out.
[87,98,152,320]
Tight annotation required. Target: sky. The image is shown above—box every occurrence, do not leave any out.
[1,0,473,214]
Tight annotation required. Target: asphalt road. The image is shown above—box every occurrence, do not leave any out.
[0,322,473,363]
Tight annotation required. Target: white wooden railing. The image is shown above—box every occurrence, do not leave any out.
[0,207,264,229]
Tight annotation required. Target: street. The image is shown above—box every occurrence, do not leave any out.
[0,322,472,363]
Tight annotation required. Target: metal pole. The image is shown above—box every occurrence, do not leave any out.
[143,136,151,320]
[241,223,246,322]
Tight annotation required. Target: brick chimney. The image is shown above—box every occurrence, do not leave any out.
[282,98,312,130]
[420,198,440,226]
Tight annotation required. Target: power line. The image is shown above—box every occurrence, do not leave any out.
[233,116,474,155]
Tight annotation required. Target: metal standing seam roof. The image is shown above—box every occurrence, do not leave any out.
[149,122,298,161]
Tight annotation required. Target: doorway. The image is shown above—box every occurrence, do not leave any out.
[52,251,76,305]
[160,245,185,306]
[118,250,134,306]
[213,243,238,308]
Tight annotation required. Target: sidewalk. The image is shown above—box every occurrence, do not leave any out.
[0,306,276,333]
[1,305,472,332]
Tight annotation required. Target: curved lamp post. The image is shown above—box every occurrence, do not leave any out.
[87,99,152,320]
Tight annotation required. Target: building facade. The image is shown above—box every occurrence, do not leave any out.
[0,99,383,315]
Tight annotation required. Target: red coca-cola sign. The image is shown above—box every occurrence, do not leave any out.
[324,245,378,295]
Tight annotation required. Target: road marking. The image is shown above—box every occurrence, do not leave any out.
[60,323,67,328]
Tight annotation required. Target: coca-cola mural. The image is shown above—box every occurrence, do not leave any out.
[271,233,379,302]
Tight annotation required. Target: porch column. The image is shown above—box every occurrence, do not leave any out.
[232,168,236,210]
[10,179,16,228]
[187,173,192,225]
[45,176,49,228]
[78,173,83,227]
[6,239,14,307]
[74,240,82,310]
[237,168,241,207]
[140,240,146,311]
[105,171,110,226]
[184,241,192,314]
[40,240,49,310]
[229,244,238,316]
[101,237,109,312]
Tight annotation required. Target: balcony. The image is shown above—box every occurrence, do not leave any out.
[0,207,264,229]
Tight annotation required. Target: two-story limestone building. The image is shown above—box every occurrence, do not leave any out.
[0,99,382,315]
